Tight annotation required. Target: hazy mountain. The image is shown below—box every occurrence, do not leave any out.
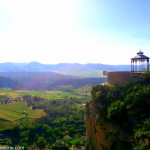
[49,78,107,89]
[0,76,20,89]
[0,72,75,90]
[0,62,130,72]
[0,72,106,90]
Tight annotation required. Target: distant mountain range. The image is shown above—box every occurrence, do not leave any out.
[0,62,130,90]
[0,62,130,76]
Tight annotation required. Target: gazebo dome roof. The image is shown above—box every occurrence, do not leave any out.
[132,50,149,59]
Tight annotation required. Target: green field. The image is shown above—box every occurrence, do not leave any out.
[0,101,45,121]
[0,89,86,121]
[0,106,23,121]
[0,89,84,100]
[0,88,87,148]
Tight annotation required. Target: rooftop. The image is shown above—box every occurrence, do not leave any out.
[132,50,149,60]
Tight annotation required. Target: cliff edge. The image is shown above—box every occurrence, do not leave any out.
[85,72,150,150]
[86,100,129,150]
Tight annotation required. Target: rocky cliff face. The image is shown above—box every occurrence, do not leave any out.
[86,74,150,150]
[85,100,129,150]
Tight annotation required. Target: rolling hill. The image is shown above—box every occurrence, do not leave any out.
[0,62,131,90]
[0,62,130,73]
[0,72,107,90]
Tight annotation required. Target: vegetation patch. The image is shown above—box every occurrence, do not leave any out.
[69,138,84,145]
[0,87,86,149]
[0,89,84,100]
[90,72,150,150]
[0,101,45,121]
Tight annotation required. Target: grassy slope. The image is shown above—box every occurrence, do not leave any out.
[0,89,85,121]
[0,88,86,130]
[0,106,23,121]
[0,101,45,121]
[0,89,83,100]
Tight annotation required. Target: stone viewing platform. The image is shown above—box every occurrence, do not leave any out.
[107,71,143,85]
[105,50,149,85]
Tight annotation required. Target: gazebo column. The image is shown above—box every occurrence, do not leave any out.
[132,59,135,72]
[141,60,144,72]
[139,60,141,71]
[131,59,133,72]
[131,59,134,72]
[139,59,142,72]
[135,60,137,72]
[147,59,149,72]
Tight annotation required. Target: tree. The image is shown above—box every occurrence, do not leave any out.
[36,136,46,149]
[107,100,127,124]
[133,119,150,150]
[125,86,150,121]
[52,143,69,150]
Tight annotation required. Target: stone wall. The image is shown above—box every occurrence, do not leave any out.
[107,71,142,85]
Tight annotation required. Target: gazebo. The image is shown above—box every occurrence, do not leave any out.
[131,50,149,72]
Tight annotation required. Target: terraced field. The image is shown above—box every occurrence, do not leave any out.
[0,101,45,121]
[0,89,86,121]
[0,89,83,100]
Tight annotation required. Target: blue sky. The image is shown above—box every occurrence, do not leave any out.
[0,0,150,64]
